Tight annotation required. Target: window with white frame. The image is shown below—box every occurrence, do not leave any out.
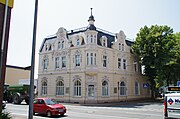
[122,44,124,51]
[61,41,64,49]
[62,56,66,68]
[56,80,64,96]
[58,42,61,49]
[41,81,47,96]
[86,35,89,44]
[119,43,121,50]
[120,81,126,96]
[90,35,93,43]
[77,39,80,46]
[86,53,89,65]
[103,55,107,67]
[43,59,48,70]
[103,39,106,47]
[55,57,60,69]
[94,53,96,65]
[90,53,93,65]
[118,58,121,69]
[86,53,96,66]
[75,54,80,66]
[123,59,126,70]
[135,82,140,95]
[74,80,81,96]
[102,81,109,96]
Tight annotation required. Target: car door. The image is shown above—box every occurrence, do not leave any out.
[34,99,46,114]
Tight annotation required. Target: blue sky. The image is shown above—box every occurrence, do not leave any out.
[7,0,180,78]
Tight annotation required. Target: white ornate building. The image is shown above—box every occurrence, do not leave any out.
[38,9,151,103]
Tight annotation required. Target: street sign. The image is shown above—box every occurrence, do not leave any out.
[143,83,149,88]
[177,81,180,87]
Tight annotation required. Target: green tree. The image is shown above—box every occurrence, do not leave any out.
[132,25,176,98]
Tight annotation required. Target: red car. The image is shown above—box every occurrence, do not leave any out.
[33,98,66,117]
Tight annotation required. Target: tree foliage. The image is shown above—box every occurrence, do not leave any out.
[132,25,177,97]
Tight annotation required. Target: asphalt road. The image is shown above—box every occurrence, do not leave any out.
[4,100,164,119]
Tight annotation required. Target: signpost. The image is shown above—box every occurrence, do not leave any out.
[177,81,180,87]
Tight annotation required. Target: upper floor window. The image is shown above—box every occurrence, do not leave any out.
[103,55,107,67]
[77,39,80,46]
[62,41,64,49]
[119,43,121,50]
[86,53,96,66]
[103,40,106,47]
[43,59,48,70]
[90,35,93,43]
[58,42,61,49]
[122,44,124,51]
[123,59,126,70]
[118,58,121,69]
[74,80,81,96]
[55,57,60,69]
[56,80,64,96]
[62,56,66,68]
[75,54,80,66]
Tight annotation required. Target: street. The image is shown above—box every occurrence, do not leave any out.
[4,100,164,119]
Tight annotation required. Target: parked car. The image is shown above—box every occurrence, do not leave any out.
[33,98,66,117]
[2,100,6,109]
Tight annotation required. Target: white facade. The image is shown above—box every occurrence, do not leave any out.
[38,11,151,103]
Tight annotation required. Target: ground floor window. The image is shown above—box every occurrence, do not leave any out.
[56,80,64,96]
[74,80,81,96]
[41,81,47,96]
[120,81,126,96]
[102,81,109,96]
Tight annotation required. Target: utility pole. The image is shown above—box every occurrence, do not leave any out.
[0,0,14,113]
[28,0,38,119]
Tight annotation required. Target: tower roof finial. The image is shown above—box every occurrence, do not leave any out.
[91,8,93,16]
[88,8,95,22]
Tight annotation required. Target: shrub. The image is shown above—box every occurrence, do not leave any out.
[0,111,12,119]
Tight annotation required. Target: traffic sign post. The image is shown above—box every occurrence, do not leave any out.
[177,81,180,87]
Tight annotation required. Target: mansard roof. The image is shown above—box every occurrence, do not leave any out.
[39,27,133,52]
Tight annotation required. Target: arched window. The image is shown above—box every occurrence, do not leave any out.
[102,81,108,96]
[135,82,140,95]
[56,80,64,96]
[61,41,64,49]
[58,42,61,49]
[119,43,121,50]
[41,81,47,96]
[77,39,80,46]
[74,80,81,96]
[90,35,93,43]
[120,81,126,96]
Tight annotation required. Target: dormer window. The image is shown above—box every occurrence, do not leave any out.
[122,44,124,51]
[62,41,64,49]
[77,39,80,46]
[58,42,61,49]
[101,36,107,47]
[103,39,106,47]
[119,43,121,50]
[48,44,52,51]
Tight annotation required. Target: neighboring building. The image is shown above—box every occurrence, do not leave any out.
[5,65,31,85]
[38,9,151,103]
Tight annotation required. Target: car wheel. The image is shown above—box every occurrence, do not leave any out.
[47,111,52,117]
[61,113,64,116]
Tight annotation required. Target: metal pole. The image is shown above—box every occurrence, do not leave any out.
[0,0,9,80]
[28,0,38,119]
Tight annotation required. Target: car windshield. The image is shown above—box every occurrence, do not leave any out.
[44,99,56,105]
